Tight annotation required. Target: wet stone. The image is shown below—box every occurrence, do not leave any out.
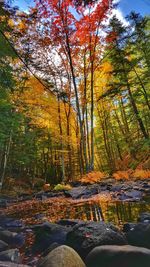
[0,240,8,252]
[86,245,150,267]
[66,221,127,259]
[37,245,86,267]
[138,212,150,223]
[0,249,21,263]
[32,222,71,253]
[125,223,150,248]
[0,262,30,267]
[0,230,25,247]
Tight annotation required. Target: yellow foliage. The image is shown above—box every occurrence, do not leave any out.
[12,76,77,148]
[80,171,106,184]
[94,62,113,102]
[54,183,72,191]
[8,19,15,27]
[18,20,27,32]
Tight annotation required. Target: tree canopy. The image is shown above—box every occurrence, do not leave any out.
[0,1,149,189]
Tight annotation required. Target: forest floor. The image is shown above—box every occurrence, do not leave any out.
[1,177,150,266]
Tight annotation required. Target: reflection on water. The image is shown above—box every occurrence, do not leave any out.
[8,197,150,227]
[62,199,150,227]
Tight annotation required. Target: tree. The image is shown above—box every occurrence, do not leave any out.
[14,0,113,172]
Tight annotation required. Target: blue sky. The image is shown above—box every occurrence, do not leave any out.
[119,0,150,16]
[13,0,150,17]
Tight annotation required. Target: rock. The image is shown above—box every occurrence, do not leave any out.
[0,230,25,247]
[116,190,142,201]
[0,200,7,208]
[0,197,17,205]
[123,223,136,232]
[57,219,83,227]
[143,188,150,193]
[125,190,142,199]
[66,221,127,258]
[138,212,150,223]
[142,182,149,188]
[133,186,140,191]
[34,191,48,200]
[0,262,29,267]
[41,242,60,257]
[0,249,21,263]
[122,185,132,191]
[124,223,150,248]
[37,245,86,267]
[32,222,70,253]
[34,213,45,220]
[0,217,13,228]
[66,185,99,199]
[5,220,24,229]
[35,191,64,200]
[66,186,90,199]
[0,216,24,229]
[18,193,33,202]
[111,185,123,192]
[86,245,150,267]
[46,191,65,198]
[26,257,40,267]
[0,240,8,252]
[70,181,82,187]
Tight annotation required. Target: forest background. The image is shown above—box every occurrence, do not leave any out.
[0,0,149,192]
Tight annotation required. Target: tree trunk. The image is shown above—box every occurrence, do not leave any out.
[0,129,12,190]
[57,94,65,181]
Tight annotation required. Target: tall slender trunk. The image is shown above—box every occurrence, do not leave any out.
[57,95,65,181]
[114,108,137,159]
[76,120,84,175]
[65,33,88,173]
[119,48,149,139]
[132,66,150,110]
[0,129,12,190]
[127,84,149,139]
[111,124,123,161]
[90,59,94,171]
[97,104,115,172]
[66,113,72,181]
[83,51,90,169]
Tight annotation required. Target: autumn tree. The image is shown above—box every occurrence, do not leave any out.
[13,0,113,173]
[95,15,150,172]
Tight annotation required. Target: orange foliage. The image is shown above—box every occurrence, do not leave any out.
[43,183,51,191]
[113,171,130,180]
[133,169,150,179]
[80,171,106,184]
[113,169,150,180]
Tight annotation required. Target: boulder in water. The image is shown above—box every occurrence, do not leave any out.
[37,245,86,267]
[66,221,127,258]
[86,245,150,267]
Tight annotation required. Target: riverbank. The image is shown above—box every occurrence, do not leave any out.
[1,178,150,266]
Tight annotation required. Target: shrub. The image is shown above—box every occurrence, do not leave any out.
[80,171,106,184]
[133,169,150,179]
[54,183,72,191]
[113,171,130,180]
